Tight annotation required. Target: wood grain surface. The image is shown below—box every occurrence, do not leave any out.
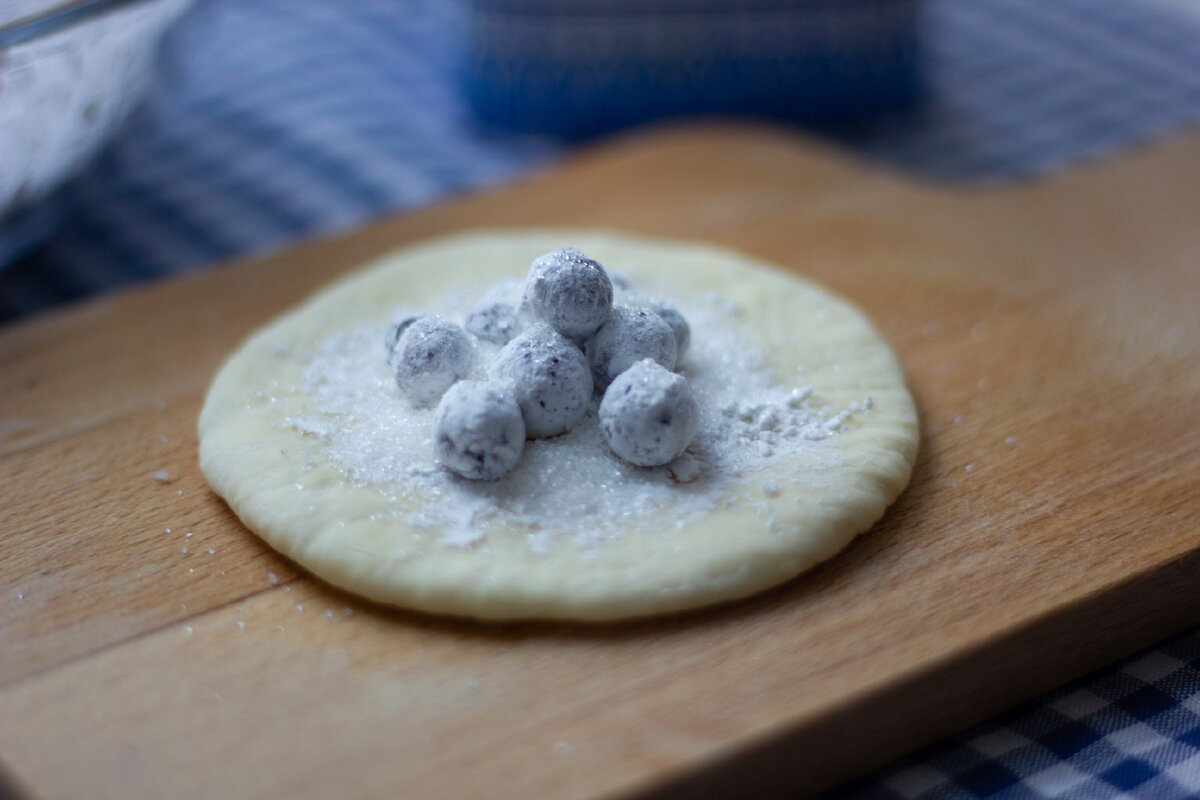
[1,124,1198,799]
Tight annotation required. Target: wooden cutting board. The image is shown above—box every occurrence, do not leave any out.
[2,124,1198,799]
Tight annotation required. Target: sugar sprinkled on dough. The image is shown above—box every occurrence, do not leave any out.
[279,279,864,551]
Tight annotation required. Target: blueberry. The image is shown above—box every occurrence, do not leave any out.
[585,305,677,390]
[464,300,520,345]
[384,313,421,360]
[390,315,474,405]
[434,382,525,480]
[491,323,592,438]
[524,247,613,341]
[599,359,698,467]
[642,298,690,361]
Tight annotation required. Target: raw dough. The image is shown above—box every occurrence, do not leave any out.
[198,229,918,621]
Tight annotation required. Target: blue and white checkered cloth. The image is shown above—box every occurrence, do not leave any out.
[2,1,1199,796]
[830,631,1200,798]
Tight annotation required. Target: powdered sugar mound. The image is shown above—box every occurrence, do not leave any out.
[283,280,867,552]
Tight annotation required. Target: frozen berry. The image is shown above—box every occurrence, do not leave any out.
[524,247,613,341]
[642,298,690,361]
[464,300,520,345]
[384,313,421,361]
[434,382,525,480]
[491,324,592,438]
[599,359,698,467]
[391,315,473,405]
[585,305,677,389]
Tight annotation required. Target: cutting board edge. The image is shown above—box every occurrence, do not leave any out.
[635,546,1200,798]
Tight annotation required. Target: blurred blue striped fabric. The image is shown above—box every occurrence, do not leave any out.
[3,0,1200,320]
[2,3,1200,794]
[844,0,1200,181]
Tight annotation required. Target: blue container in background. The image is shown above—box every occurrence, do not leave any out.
[462,0,923,137]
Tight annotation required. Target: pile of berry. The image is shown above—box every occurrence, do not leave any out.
[385,247,697,480]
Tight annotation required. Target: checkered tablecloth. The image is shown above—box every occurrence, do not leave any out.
[3,1,1199,796]
[831,634,1200,799]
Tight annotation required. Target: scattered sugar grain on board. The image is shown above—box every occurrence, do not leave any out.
[151,469,170,483]
[289,275,861,550]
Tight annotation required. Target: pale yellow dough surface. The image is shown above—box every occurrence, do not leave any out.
[199,230,918,620]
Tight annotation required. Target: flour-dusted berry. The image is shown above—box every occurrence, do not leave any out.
[642,298,690,361]
[464,300,521,345]
[384,313,421,361]
[524,247,614,341]
[599,359,698,467]
[585,305,677,389]
[434,382,525,480]
[491,323,592,438]
[391,315,474,404]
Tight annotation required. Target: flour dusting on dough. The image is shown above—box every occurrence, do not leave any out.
[281,285,863,551]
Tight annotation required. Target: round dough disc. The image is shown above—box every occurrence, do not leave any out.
[199,229,918,621]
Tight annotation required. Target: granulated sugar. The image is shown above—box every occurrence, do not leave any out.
[281,279,867,551]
